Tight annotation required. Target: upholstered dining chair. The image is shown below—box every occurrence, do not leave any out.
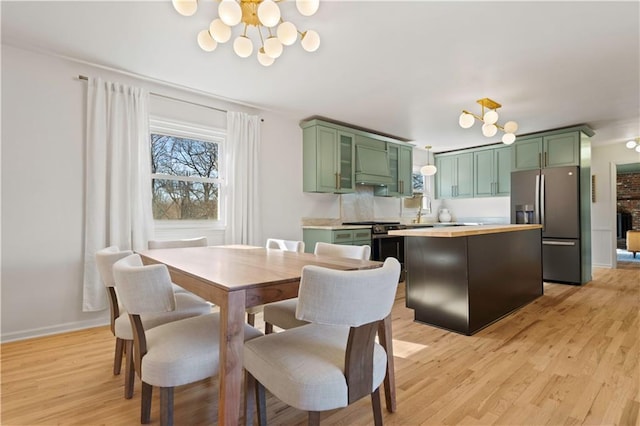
[147,237,208,295]
[147,236,208,250]
[244,257,401,426]
[245,238,306,327]
[262,242,371,333]
[266,238,305,252]
[95,246,211,399]
[113,254,263,426]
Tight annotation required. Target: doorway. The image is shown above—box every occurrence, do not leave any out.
[616,162,640,267]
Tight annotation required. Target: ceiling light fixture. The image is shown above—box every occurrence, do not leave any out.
[458,98,519,145]
[625,137,640,151]
[420,145,437,176]
[172,0,320,67]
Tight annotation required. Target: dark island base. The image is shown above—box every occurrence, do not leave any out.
[405,229,543,335]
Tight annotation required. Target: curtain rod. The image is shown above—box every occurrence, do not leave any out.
[77,75,227,114]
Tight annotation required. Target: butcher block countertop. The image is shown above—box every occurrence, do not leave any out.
[388,224,542,238]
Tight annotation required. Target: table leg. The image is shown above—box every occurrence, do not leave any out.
[218,290,246,426]
[378,314,397,413]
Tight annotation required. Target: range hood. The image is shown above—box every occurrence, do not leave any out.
[355,145,393,186]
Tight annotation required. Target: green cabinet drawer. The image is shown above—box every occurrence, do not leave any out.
[302,228,372,254]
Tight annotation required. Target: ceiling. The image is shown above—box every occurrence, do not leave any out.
[2,1,639,152]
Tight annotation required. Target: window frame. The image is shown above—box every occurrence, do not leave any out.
[149,117,226,231]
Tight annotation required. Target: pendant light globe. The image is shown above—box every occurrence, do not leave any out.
[296,0,320,16]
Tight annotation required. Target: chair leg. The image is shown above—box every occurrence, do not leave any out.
[160,387,174,426]
[141,382,153,424]
[244,372,255,426]
[371,387,383,426]
[265,322,273,334]
[247,312,256,326]
[256,377,266,426]
[113,337,124,375]
[124,340,135,399]
[308,411,321,426]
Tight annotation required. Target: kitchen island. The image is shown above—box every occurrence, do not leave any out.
[389,224,542,335]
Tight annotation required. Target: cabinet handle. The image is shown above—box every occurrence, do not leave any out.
[400,180,403,193]
[338,173,341,189]
[538,152,542,168]
[544,152,548,168]
[335,173,339,190]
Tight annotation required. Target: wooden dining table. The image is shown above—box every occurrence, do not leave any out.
[137,244,397,426]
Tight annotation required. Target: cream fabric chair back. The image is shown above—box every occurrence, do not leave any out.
[147,236,208,249]
[296,257,400,327]
[266,238,305,252]
[314,241,371,260]
[95,246,133,288]
[113,254,176,315]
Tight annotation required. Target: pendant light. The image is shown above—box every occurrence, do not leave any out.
[420,145,437,176]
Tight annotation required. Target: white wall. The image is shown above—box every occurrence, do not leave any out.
[0,45,308,341]
[591,143,640,267]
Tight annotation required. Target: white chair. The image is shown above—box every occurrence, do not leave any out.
[244,258,401,426]
[147,237,208,295]
[266,238,305,252]
[147,236,208,250]
[95,246,212,399]
[262,242,371,333]
[113,254,263,426]
[246,239,306,326]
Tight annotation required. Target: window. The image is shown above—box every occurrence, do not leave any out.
[150,118,225,226]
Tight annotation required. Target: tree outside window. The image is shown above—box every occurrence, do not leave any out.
[150,132,222,221]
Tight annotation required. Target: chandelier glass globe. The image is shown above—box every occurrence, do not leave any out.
[218,0,242,26]
[301,30,320,52]
[502,133,516,145]
[296,0,320,16]
[277,21,298,45]
[636,145,640,153]
[264,37,283,58]
[233,36,253,58]
[257,48,275,67]
[258,0,281,27]
[483,109,499,125]
[197,30,218,52]
[172,0,197,16]
[503,120,518,134]
[482,123,498,137]
[209,19,232,43]
[626,140,637,149]
[458,112,474,129]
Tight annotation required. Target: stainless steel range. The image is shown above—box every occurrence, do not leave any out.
[342,221,407,280]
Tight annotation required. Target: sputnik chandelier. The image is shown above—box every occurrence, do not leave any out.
[171,0,320,67]
[458,98,519,145]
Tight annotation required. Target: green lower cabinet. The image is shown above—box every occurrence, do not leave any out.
[302,228,372,256]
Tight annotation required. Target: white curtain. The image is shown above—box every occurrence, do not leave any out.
[225,111,261,246]
[82,77,154,311]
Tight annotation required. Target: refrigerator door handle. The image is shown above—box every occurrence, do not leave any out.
[543,240,576,246]
[540,173,545,230]
[535,174,541,224]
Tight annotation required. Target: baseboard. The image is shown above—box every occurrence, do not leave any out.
[1,318,109,343]
[593,262,613,269]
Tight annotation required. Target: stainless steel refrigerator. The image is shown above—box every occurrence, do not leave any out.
[510,165,591,284]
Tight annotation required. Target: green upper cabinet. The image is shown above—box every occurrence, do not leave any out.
[302,124,355,193]
[474,146,511,197]
[512,129,583,171]
[544,133,580,168]
[375,143,413,197]
[435,152,473,199]
[302,119,414,197]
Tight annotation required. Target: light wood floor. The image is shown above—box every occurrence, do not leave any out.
[2,266,639,425]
